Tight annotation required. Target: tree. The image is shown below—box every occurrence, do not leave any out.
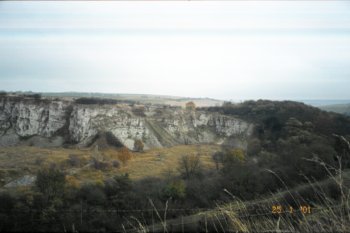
[178,154,202,179]
[134,139,144,152]
[185,101,196,111]
[35,167,66,203]
[212,151,224,170]
[117,147,132,166]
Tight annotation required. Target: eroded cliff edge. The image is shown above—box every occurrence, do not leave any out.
[0,96,253,149]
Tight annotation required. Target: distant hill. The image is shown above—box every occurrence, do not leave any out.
[205,99,350,136]
[297,99,350,116]
[319,103,350,116]
[300,99,350,107]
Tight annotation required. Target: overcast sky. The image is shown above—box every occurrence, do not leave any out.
[0,1,350,100]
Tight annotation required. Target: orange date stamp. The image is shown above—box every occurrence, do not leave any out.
[272,205,311,214]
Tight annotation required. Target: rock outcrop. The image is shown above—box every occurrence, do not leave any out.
[0,96,253,149]
[4,175,36,188]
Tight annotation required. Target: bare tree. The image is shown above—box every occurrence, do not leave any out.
[178,154,202,179]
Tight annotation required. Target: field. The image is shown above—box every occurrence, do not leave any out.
[0,144,221,188]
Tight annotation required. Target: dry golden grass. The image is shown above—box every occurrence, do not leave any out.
[117,144,220,180]
[0,146,98,185]
[0,144,221,186]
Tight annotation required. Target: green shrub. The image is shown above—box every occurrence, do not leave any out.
[162,180,186,200]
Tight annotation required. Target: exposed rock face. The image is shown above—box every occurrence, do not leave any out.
[0,96,253,149]
[0,97,71,147]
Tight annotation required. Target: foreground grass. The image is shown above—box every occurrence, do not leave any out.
[127,160,350,233]
[128,177,350,233]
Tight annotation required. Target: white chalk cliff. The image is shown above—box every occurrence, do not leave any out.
[0,96,253,149]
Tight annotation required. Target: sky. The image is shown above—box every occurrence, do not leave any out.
[0,1,350,100]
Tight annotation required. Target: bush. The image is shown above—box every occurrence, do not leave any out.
[67,154,81,167]
[133,139,144,152]
[185,101,196,111]
[111,160,120,169]
[92,158,111,171]
[161,180,186,200]
[117,147,132,166]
